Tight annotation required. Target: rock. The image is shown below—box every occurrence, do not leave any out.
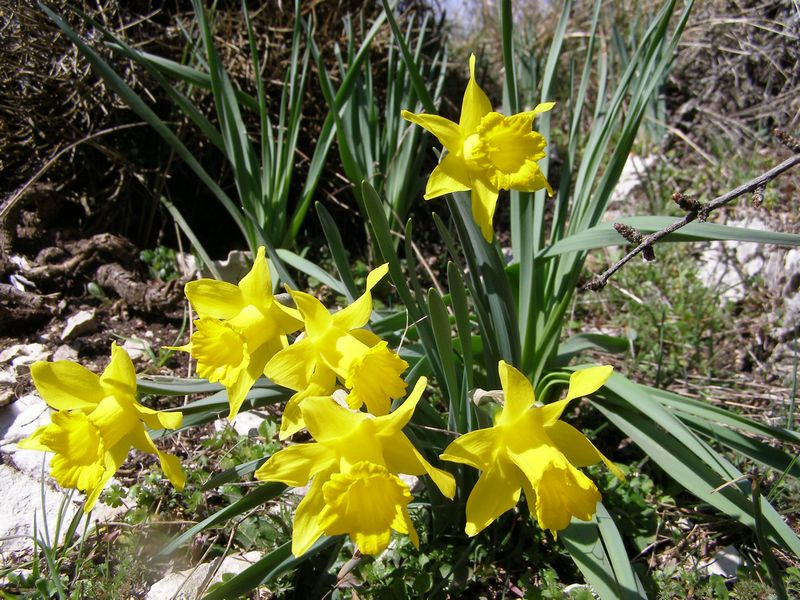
[0,394,52,475]
[52,344,78,362]
[122,337,151,362]
[145,551,262,600]
[0,463,124,556]
[60,309,97,341]
[701,545,742,578]
[0,343,51,367]
[200,250,253,283]
[215,411,267,437]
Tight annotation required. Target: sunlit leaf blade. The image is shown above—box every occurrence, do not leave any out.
[552,333,629,367]
[560,508,646,600]
[202,537,339,600]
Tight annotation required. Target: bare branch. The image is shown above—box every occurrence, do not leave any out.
[585,149,800,291]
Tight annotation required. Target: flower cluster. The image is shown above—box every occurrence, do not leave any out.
[19,56,622,559]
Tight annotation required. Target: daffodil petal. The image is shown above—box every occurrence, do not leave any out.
[464,462,521,536]
[30,360,104,411]
[379,377,426,433]
[383,434,456,499]
[264,337,317,392]
[332,263,389,331]
[237,247,273,307]
[290,290,333,339]
[460,54,493,134]
[319,462,411,556]
[547,421,625,479]
[88,396,139,449]
[127,427,186,490]
[440,427,499,471]
[496,361,535,426]
[534,461,600,535]
[99,343,138,399]
[301,396,363,444]
[255,442,336,486]
[400,110,462,155]
[138,405,183,431]
[16,425,53,452]
[470,177,499,242]
[226,341,275,421]
[523,102,556,118]
[291,472,331,557]
[564,365,614,402]
[84,442,128,513]
[423,154,472,199]
[185,279,245,320]
[278,367,338,439]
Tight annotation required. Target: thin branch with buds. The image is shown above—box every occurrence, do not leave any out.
[585,131,800,291]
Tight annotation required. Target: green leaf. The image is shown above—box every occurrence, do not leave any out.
[552,333,629,367]
[202,537,339,599]
[560,506,646,600]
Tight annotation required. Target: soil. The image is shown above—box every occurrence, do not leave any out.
[0,188,192,402]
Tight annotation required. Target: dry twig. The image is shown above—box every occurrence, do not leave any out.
[585,136,800,291]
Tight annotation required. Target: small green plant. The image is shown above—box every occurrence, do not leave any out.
[139,246,180,281]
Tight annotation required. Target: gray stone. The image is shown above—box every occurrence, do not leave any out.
[0,343,51,367]
[145,551,262,599]
[60,310,98,341]
[52,344,78,362]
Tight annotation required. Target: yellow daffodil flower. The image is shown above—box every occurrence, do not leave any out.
[173,247,303,421]
[18,343,185,512]
[265,263,408,438]
[441,361,623,537]
[402,54,554,241]
[255,377,455,556]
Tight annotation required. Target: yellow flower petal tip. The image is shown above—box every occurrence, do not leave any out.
[441,362,622,536]
[403,55,554,241]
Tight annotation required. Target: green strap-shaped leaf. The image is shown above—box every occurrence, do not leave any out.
[560,504,646,600]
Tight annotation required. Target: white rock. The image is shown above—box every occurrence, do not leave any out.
[0,366,15,385]
[201,250,253,283]
[122,337,151,361]
[0,394,52,476]
[214,411,266,437]
[0,343,51,367]
[52,344,78,362]
[0,464,124,556]
[609,154,656,206]
[145,551,262,600]
[701,545,742,578]
[60,309,97,341]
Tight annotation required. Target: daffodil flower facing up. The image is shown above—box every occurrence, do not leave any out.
[254,377,455,556]
[18,343,185,512]
[265,263,409,438]
[441,361,623,537]
[402,54,554,241]
[172,247,303,421]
